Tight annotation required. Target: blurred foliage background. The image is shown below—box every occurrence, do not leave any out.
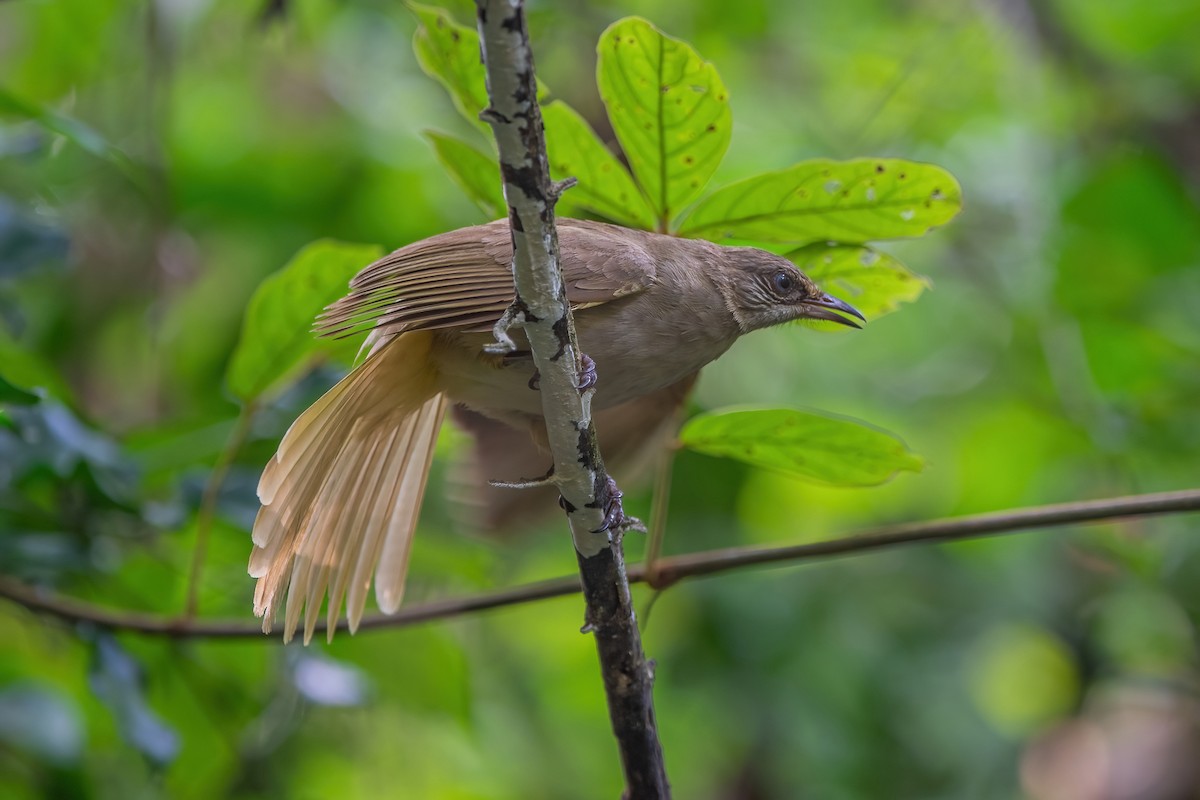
[2,0,1199,798]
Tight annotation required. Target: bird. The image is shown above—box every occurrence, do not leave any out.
[248,217,864,643]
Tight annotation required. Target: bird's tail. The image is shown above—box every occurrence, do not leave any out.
[249,331,446,644]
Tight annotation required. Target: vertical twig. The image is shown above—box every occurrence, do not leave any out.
[473,1,670,796]
[184,404,256,618]
[643,448,676,588]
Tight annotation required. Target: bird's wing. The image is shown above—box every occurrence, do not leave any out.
[316,219,658,338]
[557,219,660,307]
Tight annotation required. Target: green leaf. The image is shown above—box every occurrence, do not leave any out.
[789,244,929,323]
[0,374,40,406]
[0,88,150,197]
[0,86,114,158]
[679,407,924,487]
[424,130,504,218]
[0,326,72,402]
[227,240,384,402]
[543,101,657,230]
[596,17,732,229]
[677,158,963,244]
[410,4,491,132]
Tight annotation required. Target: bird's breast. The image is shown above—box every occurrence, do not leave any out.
[430,291,739,418]
[574,295,738,406]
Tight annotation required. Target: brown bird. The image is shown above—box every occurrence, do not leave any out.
[249,218,864,643]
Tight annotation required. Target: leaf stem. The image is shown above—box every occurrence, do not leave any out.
[643,446,676,588]
[183,402,256,619]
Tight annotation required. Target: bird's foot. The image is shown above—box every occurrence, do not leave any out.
[484,299,529,354]
[591,475,626,534]
[557,475,643,535]
[489,464,556,490]
[527,352,598,392]
[576,353,598,391]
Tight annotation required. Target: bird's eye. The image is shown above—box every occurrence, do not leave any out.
[772,271,795,294]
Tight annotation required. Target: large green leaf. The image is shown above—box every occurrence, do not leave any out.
[596,17,732,229]
[424,130,504,218]
[679,407,924,487]
[542,101,657,230]
[411,4,491,132]
[227,240,383,402]
[790,244,929,323]
[677,158,963,244]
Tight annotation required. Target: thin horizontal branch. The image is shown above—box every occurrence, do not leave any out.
[1,487,1197,640]
[0,572,582,640]
[641,486,1200,586]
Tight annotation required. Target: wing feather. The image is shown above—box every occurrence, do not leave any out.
[316,218,659,339]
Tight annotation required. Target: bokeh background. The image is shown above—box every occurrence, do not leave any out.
[2,0,1200,797]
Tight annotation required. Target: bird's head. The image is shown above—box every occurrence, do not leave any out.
[717,247,865,334]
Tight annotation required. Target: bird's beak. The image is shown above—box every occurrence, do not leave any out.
[800,292,867,329]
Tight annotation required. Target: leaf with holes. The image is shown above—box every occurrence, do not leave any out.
[679,407,924,486]
[543,101,657,229]
[677,158,962,244]
[424,131,504,218]
[790,244,929,324]
[227,240,383,402]
[411,4,492,132]
[597,17,732,229]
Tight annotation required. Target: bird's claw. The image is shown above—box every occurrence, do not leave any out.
[527,352,598,392]
[557,475,630,534]
[591,475,625,534]
[576,353,598,391]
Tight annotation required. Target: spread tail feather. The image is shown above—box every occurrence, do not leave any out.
[249,331,445,644]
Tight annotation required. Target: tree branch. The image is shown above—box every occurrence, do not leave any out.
[639,486,1200,586]
[3,488,1196,638]
[472,2,668,795]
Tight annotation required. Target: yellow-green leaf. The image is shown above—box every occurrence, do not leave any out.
[227,240,384,402]
[411,4,491,132]
[678,158,963,244]
[679,407,924,487]
[596,17,732,229]
[424,130,504,218]
[790,243,929,324]
[543,101,657,230]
